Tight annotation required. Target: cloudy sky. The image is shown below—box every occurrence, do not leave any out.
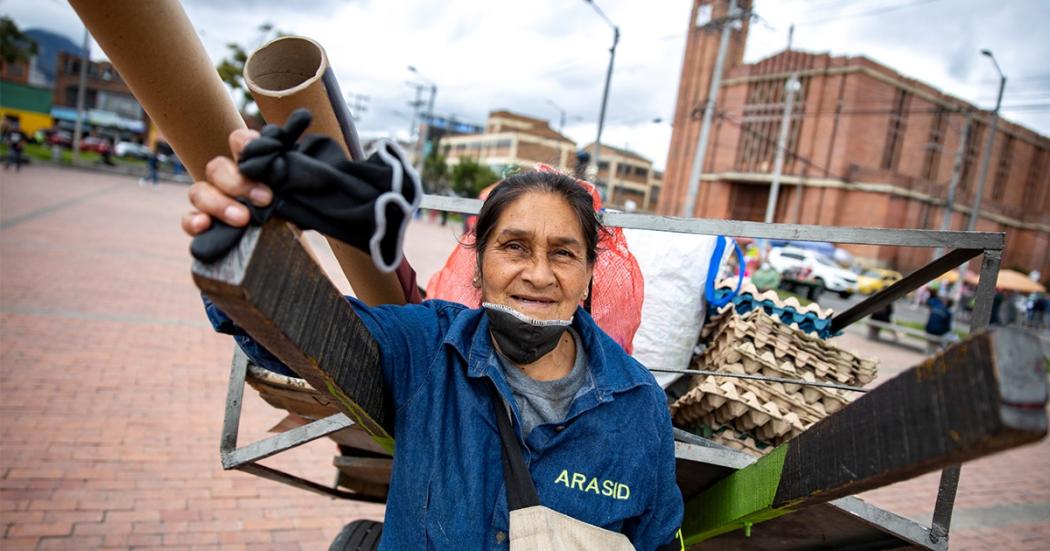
[4,0,1048,170]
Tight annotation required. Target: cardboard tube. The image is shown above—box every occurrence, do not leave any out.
[245,36,404,306]
[68,0,245,181]
[245,36,364,160]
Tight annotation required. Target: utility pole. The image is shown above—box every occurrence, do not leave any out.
[408,66,438,174]
[423,83,436,162]
[764,73,800,223]
[405,82,427,166]
[72,28,90,164]
[932,112,972,261]
[680,0,738,218]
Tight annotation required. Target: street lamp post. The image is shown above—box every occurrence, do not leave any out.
[967,50,1006,233]
[583,0,619,186]
[72,28,90,164]
[953,50,1006,319]
[546,99,567,133]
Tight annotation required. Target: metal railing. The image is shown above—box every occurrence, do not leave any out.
[219,193,1005,547]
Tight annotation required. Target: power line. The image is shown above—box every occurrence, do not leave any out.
[714,110,852,182]
[797,0,944,25]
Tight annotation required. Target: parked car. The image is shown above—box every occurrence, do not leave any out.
[768,247,858,298]
[45,130,73,148]
[856,268,903,294]
[115,141,151,160]
[79,136,111,154]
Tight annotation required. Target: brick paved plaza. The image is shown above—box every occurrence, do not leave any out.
[1,166,1047,549]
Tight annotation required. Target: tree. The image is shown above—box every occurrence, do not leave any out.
[450,158,499,198]
[0,16,38,65]
[216,23,282,112]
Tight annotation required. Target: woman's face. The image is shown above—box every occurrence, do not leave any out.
[479,191,593,321]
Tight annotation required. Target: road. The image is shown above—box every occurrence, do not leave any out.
[1,166,1047,550]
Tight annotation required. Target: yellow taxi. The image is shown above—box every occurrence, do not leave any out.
[856,268,903,294]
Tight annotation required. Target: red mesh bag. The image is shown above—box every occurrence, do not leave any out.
[425,164,644,354]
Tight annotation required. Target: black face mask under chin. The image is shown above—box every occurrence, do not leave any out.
[482,302,573,365]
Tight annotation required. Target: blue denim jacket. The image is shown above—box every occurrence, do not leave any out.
[206,297,683,550]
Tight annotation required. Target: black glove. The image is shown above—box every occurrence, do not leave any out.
[190,108,421,272]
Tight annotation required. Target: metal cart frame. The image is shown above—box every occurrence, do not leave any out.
[219,194,1006,549]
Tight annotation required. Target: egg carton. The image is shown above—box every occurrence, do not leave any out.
[718,280,835,319]
[671,377,805,447]
[695,357,838,426]
[732,342,850,411]
[703,306,877,386]
[709,428,770,457]
[708,281,838,338]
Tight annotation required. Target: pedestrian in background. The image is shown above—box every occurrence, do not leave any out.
[924,293,953,354]
[140,142,159,187]
[3,127,27,172]
[868,301,897,342]
[1031,294,1048,330]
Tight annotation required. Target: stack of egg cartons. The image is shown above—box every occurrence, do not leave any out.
[670,282,877,455]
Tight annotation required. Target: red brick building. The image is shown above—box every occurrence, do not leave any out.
[660,0,1050,275]
[582,142,664,211]
[441,110,577,175]
[51,51,148,141]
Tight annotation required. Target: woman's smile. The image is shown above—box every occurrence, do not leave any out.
[510,294,560,315]
[479,192,593,322]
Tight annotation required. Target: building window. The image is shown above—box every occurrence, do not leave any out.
[881,89,910,170]
[922,107,947,181]
[634,166,648,178]
[991,135,1014,201]
[736,77,805,173]
[960,121,984,191]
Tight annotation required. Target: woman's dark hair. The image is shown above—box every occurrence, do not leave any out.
[472,170,604,268]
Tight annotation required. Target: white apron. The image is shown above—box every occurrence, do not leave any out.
[493,392,635,551]
[509,504,634,550]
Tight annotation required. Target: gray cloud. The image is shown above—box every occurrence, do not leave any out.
[3,0,1046,170]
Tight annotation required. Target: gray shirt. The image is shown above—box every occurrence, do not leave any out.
[497,328,589,437]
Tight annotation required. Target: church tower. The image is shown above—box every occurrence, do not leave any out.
[660,0,751,216]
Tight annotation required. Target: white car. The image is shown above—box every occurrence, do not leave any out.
[115,141,152,160]
[768,247,857,298]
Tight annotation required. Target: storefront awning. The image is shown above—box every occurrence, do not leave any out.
[50,106,145,133]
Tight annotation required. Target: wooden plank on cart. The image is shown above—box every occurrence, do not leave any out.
[681,327,1048,546]
[192,217,394,453]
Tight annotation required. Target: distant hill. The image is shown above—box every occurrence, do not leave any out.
[25,28,86,87]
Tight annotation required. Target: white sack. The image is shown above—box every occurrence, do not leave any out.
[623,228,726,388]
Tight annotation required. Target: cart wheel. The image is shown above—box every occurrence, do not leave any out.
[329,519,383,551]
